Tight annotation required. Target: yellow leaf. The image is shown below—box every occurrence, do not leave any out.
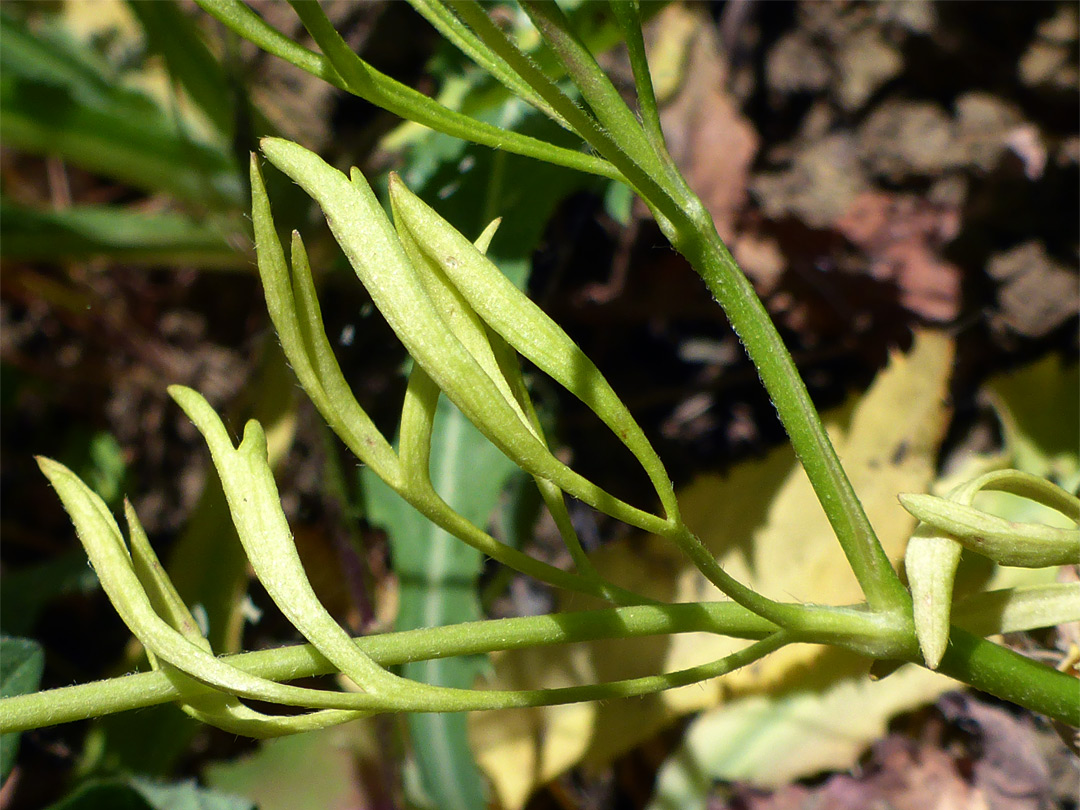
[648,656,957,805]
[471,330,955,808]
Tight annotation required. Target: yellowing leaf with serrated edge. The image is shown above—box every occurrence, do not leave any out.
[471,330,955,810]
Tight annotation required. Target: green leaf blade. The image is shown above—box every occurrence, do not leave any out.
[365,396,519,810]
[0,637,44,784]
[0,11,242,209]
[0,202,242,267]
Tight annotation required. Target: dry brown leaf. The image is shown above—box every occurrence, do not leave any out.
[651,4,759,244]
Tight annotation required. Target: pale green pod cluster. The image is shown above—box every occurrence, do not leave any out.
[901,469,1080,669]
[34,387,788,735]
[386,172,681,524]
[255,137,677,536]
[250,137,795,620]
[35,402,789,732]
[249,143,654,604]
[36,455,375,735]
[41,386,621,736]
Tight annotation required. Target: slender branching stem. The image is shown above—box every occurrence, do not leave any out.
[9,0,1072,740]
[483,0,911,614]
[196,0,622,179]
[2,603,779,732]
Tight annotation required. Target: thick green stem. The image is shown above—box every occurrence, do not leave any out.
[935,627,1080,726]
[6,603,1073,729]
[503,0,908,614]
[2,603,778,733]
[677,229,912,615]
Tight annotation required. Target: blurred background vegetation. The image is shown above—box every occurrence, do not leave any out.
[1,2,1076,809]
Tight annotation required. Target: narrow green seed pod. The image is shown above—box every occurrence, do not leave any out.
[904,526,963,669]
[37,457,372,710]
[258,137,668,533]
[387,173,680,524]
[168,385,399,695]
[899,493,1079,567]
[249,154,401,485]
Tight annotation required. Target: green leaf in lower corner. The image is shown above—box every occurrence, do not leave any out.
[46,777,252,810]
[363,396,519,810]
[0,637,44,784]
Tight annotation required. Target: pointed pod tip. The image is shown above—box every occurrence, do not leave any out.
[35,456,75,492]
[289,229,307,260]
[249,152,266,192]
[920,637,946,670]
[35,455,60,476]
[386,171,406,199]
[166,384,188,401]
[898,492,933,518]
[258,137,299,170]
[239,419,269,460]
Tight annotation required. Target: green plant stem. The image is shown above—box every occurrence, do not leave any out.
[286,0,618,180]
[519,0,667,181]
[195,0,619,181]
[607,0,667,160]
[405,0,571,128]
[6,603,1074,730]
[473,0,908,614]
[680,230,912,615]
[2,603,778,733]
[658,524,811,629]
[935,627,1080,726]
[444,0,681,224]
